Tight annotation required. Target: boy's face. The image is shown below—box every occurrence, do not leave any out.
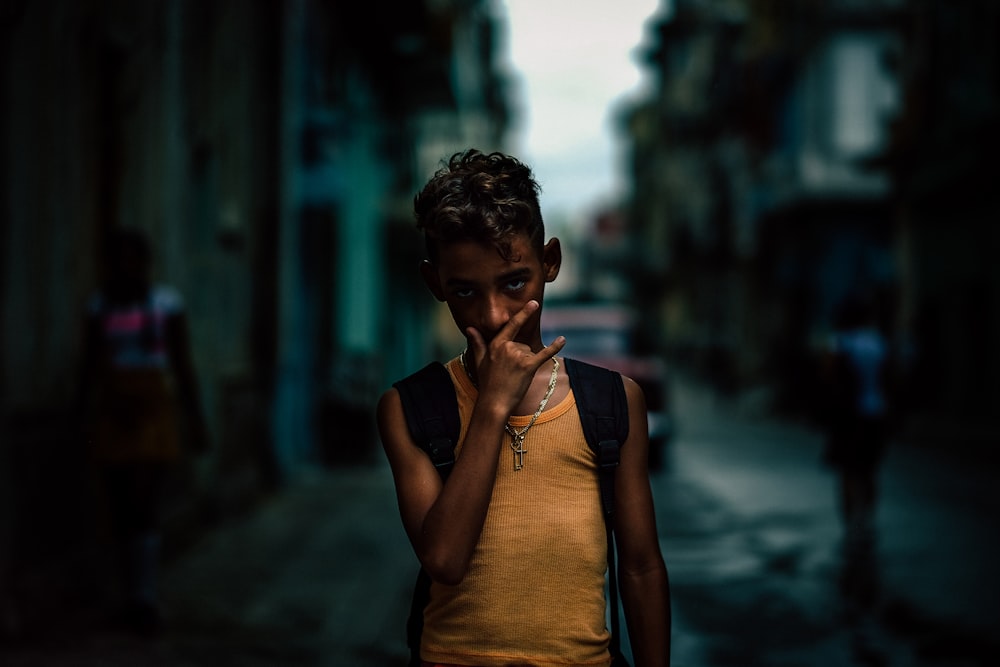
[421,232,561,350]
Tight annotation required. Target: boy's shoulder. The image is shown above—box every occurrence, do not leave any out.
[387,361,461,478]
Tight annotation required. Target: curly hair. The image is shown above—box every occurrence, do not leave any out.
[414,149,545,263]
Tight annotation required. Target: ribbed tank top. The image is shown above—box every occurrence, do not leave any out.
[420,357,611,667]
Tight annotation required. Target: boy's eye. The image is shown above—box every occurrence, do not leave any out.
[504,279,526,291]
[453,288,475,298]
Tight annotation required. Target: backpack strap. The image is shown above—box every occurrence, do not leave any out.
[392,361,460,667]
[564,357,630,663]
[565,358,629,519]
[393,362,460,480]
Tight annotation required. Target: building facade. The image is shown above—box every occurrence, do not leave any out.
[621,0,998,424]
[0,0,512,633]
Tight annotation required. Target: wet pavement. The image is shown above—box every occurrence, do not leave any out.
[2,379,998,666]
[650,382,1000,667]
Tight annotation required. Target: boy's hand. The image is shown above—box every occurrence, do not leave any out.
[465,300,565,415]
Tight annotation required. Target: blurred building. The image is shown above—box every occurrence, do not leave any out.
[0,0,511,632]
[620,0,999,425]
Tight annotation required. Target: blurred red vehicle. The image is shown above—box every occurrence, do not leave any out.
[541,301,674,470]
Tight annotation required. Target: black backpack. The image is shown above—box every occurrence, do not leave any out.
[393,357,631,667]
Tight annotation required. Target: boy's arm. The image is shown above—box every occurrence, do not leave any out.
[377,301,565,586]
[377,386,505,586]
[615,377,671,666]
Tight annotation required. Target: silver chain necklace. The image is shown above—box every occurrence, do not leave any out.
[459,350,559,471]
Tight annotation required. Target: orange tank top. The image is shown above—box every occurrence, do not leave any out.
[419,358,611,667]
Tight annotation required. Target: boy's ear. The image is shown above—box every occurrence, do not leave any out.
[420,260,446,302]
[542,238,562,283]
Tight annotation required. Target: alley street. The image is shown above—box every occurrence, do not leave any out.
[651,380,1000,667]
[2,379,997,666]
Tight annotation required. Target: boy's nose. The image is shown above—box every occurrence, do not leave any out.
[480,296,510,339]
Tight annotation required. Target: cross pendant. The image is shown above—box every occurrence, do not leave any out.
[512,434,526,471]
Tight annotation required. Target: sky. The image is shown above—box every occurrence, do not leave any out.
[499,0,665,226]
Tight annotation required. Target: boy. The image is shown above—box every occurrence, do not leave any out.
[377,150,671,666]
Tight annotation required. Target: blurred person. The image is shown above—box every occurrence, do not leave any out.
[78,228,208,635]
[819,294,896,663]
[377,150,671,667]
[820,294,893,535]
